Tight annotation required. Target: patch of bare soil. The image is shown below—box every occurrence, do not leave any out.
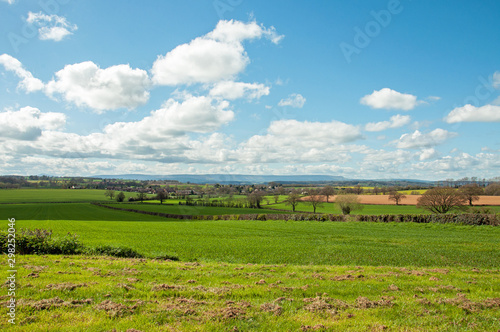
[355,296,394,309]
[260,302,282,316]
[331,274,364,281]
[96,300,141,317]
[300,324,327,331]
[21,297,93,310]
[437,294,500,312]
[45,283,87,291]
[152,284,184,291]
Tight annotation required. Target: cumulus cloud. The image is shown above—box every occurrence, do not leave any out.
[26,12,77,42]
[206,19,283,44]
[364,114,411,132]
[444,104,500,123]
[234,119,364,163]
[394,129,457,149]
[152,20,283,85]
[0,106,66,141]
[209,81,270,100]
[103,96,234,140]
[278,93,306,108]
[45,61,150,112]
[0,54,44,92]
[360,88,418,111]
[0,97,234,163]
[418,148,438,161]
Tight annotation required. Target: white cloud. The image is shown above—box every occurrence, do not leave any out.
[493,71,500,89]
[360,88,418,111]
[394,129,457,149]
[151,20,282,86]
[209,81,270,100]
[207,19,283,44]
[278,93,306,108]
[1,0,15,4]
[418,148,438,161]
[364,114,411,132]
[0,54,44,92]
[0,97,234,163]
[26,12,77,42]
[45,61,150,112]
[444,104,500,123]
[103,96,234,140]
[0,106,66,141]
[234,119,364,163]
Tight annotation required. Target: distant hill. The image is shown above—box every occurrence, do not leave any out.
[95,174,348,184]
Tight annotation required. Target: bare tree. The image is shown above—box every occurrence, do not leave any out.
[285,190,301,212]
[388,191,406,205]
[320,185,335,203]
[335,194,363,215]
[416,187,467,214]
[458,183,483,206]
[306,189,324,213]
[485,182,500,195]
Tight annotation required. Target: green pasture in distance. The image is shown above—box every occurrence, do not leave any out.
[106,203,285,215]
[0,203,169,221]
[10,219,500,268]
[267,201,429,215]
[0,189,154,203]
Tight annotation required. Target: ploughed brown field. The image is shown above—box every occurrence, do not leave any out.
[301,195,500,205]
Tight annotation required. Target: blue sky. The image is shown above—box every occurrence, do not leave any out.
[0,0,499,180]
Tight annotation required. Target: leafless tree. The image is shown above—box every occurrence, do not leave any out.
[388,191,406,205]
[416,187,467,214]
[458,183,483,206]
[306,188,324,213]
[320,185,335,203]
[285,189,301,212]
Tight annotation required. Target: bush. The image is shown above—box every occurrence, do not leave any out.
[0,228,82,255]
[154,254,180,261]
[86,245,143,258]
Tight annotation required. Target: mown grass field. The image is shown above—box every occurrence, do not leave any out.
[8,219,500,268]
[105,203,284,215]
[0,189,154,203]
[0,255,498,331]
[0,203,169,221]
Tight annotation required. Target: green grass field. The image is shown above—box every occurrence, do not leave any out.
[0,203,169,221]
[267,201,428,214]
[107,202,285,215]
[1,255,498,331]
[9,219,500,268]
[0,189,154,203]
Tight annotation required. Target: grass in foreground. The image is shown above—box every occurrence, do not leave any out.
[9,220,500,268]
[1,255,498,331]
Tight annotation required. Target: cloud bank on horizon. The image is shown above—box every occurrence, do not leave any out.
[0,1,499,181]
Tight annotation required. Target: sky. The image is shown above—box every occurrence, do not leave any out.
[0,0,499,181]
